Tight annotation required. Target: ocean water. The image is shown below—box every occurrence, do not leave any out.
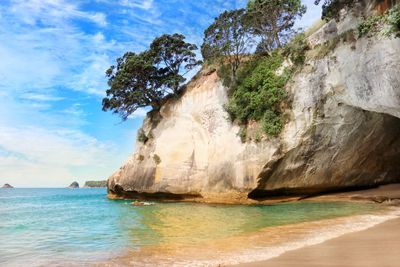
[0,188,383,266]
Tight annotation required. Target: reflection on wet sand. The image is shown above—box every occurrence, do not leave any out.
[96,202,388,267]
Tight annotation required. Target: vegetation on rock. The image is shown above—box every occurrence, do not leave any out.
[201,9,253,79]
[103,0,314,139]
[224,53,289,138]
[247,0,306,52]
[102,34,201,120]
[314,0,354,21]
[84,181,107,188]
[137,129,149,143]
[153,154,161,165]
[358,5,400,37]
[68,182,79,188]
[282,32,309,65]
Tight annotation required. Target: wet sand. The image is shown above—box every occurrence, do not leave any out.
[233,184,400,267]
[232,217,400,267]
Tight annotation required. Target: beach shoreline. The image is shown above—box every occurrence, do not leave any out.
[232,216,400,267]
[228,184,400,267]
[99,184,400,267]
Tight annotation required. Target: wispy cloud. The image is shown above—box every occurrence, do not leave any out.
[0,0,321,187]
[0,126,118,187]
[9,0,107,26]
[119,0,154,10]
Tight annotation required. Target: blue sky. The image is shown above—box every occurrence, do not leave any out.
[0,0,321,187]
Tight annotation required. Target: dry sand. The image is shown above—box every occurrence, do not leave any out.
[232,217,400,267]
[232,184,400,267]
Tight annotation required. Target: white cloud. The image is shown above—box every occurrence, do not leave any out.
[20,93,64,102]
[119,0,154,10]
[0,126,119,187]
[9,0,108,27]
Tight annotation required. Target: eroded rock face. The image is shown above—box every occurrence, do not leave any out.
[108,34,400,203]
[108,72,276,202]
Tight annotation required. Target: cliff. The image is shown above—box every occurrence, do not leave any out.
[84,180,107,188]
[107,4,400,203]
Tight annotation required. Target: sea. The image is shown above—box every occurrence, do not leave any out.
[0,188,397,267]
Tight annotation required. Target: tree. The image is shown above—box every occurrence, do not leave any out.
[102,34,200,120]
[201,9,253,79]
[247,0,306,52]
[150,34,201,93]
[314,0,354,21]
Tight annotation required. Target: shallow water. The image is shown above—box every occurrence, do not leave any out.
[0,188,382,266]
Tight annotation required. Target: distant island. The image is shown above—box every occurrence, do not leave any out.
[84,180,107,188]
[68,181,79,188]
[2,183,14,188]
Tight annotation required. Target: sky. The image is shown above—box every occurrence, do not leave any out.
[0,0,321,187]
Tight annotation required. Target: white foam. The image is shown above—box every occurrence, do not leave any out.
[171,207,400,267]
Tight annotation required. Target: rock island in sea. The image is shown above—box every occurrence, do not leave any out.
[68,181,79,188]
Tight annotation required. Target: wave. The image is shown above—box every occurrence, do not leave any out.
[182,207,400,267]
[105,207,400,267]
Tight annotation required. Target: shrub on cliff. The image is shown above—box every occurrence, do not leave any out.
[283,32,309,65]
[357,5,400,38]
[102,34,201,120]
[225,53,289,137]
[387,4,400,35]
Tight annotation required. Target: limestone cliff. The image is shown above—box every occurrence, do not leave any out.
[108,5,400,203]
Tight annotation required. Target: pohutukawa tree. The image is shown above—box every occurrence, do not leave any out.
[247,0,306,52]
[201,9,253,79]
[150,33,201,93]
[314,0,354,21]
[102,34,201,120]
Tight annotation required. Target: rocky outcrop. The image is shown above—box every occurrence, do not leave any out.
[2,183,14,188]
[84,180,107,188]
[68,181,79,189]
[107,10,400,203]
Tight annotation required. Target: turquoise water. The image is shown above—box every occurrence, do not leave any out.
[0,188,380,266]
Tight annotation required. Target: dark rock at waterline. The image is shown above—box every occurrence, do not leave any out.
[68,181,79,188]
[1,183,14,188]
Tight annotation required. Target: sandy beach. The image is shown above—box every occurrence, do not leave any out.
[232,217,400,267]
[232,184,400,267]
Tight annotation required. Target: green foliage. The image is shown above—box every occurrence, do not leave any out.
[262,110,283,136]
[153,154,161,165]
[357,16,382,37]
[138,155,145,161]
[314,0,354,21]
[84,181,107,188]
[386,5,400,36]
[201,9,253,79]
[102,34,201,120]
[225,53,289,137]
[238,126,247,142]
[247,0,306,52]
[283,33,309,65]
[137,129,149,143]
[150,34,202,92]
[357,5,400,38]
